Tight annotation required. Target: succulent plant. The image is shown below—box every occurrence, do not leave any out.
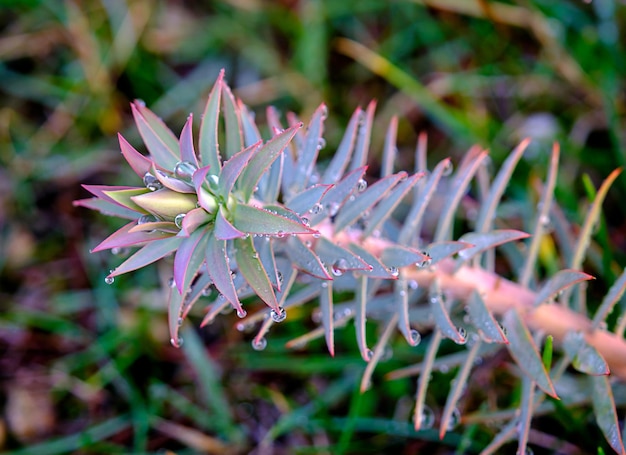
[75,70,626,454]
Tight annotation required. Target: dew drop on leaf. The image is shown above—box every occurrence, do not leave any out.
[388,266,399,277]
[174,161,197,180]
[301,217,310,227]
[271,307,287,323]
[177,317,183,326]
[415,405,435,429]
[104,276,114,285]
[174,213,186,229]
[357,178,368,192]
[365,349,374,361]
[311,203,323,214]
[237,309,247,318]
[252,337,267,351]
[456,327,467,344]
[143,172,163,191]
[446,407,461,429]
[317,137,326,150]
[276,230,285,238]
[409,329,421,346]
[138,214,157,225]
[331,258,348,277]
[170,336,184,347]
[442,161,454,177]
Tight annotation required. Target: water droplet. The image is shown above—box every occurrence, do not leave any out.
[316,137,326,150]
[365,349,374,361]
[398,171,408,182]
[252,337,267,351]
[251,252,259,259]
[312,232,321,239]
[207,174,220,192]
[446,407,461,429]
[328,202,340,217]
[388,266,399,277]
[357,178,367,192]
[277,271,284,285]
[174,161,197,180]
[143,172,163,191]
[408,280,419,290]
[417,254,432,268]
[177,317,183,326]
[237,308,247,318]
[331,258,348,277]
[311,203,323,214]
[320,104,328,120]
[105,276,114,285]
[174,213,186,229]
[276,230,285,238]
[271,307,287,323]
[415,405,434,429]
[138,214,157,225]
[170,336,184,347]
[409,329,421,346]
[442,160,454,177]
[456,327,467,344]
[301,217,310,227]
[168,277,176,288]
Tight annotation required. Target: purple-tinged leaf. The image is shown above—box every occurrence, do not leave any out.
[349,100,376,172]
[192,165,212,190]
[381,116,398,177]
[314,237,370,272]
[118,133,153,178]
[215,207,245,240]
[593,267,626,329]
[73,198,139,220]
[239,100,262,147]
[310,166,368,225]
[221,79,243,159]
[180,207,211,236]
[285,184,331,215]
[174,226,210,294]
[108,236,183,278]
[348,244,392,279]
[131,101,179,170]
[83,184,145,203]
[218,140,261,200]
[234,236,279,312]
[319,280,335,356]
[563,331,609,375]
[102,187,151,213]
[333,172,404,234]
[182,272,212,319]
[199,69,224,171]
[92,221,173,252]
[255,236,280,291]
[363,172,424,238]
[534,269,594,307]
[130,189,197,219]
[291,103,326,192]
[201,295,232,327]
[591,375,626,454]
[128,221,178,234]
[503,308,557,398]
[429,280,466,344]
[457,230,530,264]
[321,106,361,184]
[467,290,508,344]
[355,275,370,361]
[154,169,195,193]
[286,236,332,280]
[394,277,414,345]
[238,123,302,202]
[380,244,429,268]
[231,204,317,236]
[426,241,472,266]
[179,114,199,167]
[286,111,305,150]
[205,231,243,315]
[168,285,185,347]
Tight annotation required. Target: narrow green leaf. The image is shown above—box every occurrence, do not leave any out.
[591,375,626,454]
[456,230,530,264]
[503,308,557,398]
[381,116,398,177]
[234,236,279,312]
[292,103,326,192]
[467,290,507,344]
[285,184,331,215]
[220,79,243,159]
[361,314,398,392]
[73,197,140,220]
[255,235,280,291]
[118,133,154,178]
[173,226,210,295]
[355,275,370,361]
[426,241,471,266]
[380,244,429,268]
[542,335,553,370]
[394,277,416,345]
[322,107,361,184]
[231,203,317,236]
[108,236,183,278]
[314,237,370,272]
[593,267,626,329]
[102,187,150,213]
[563,331,609,375]
[319,280,335,356]
[349,100,375,171]
[429,280,465,344]
[92,221,172,252]
[198,69,223,170]
[239,123,302,201]
[285,236,332,280]
[131,101,180,170]
[348,243,393,279]
[218,141,261,199]
[167,286,184,347]
[534,269,594,307]
[179,114,199,168]
[414,331,442,431]
[205,231,243,315]
[311,166,367,225]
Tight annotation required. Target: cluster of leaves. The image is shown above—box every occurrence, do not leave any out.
[76,71,626,454]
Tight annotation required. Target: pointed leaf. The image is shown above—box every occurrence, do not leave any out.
[221,79,243,159]
[355,275,370,361]
[174,226,210,294]
[179,207,211,237]
[131,101,179,170]
[503,308,557,398]
[333,172,403,233]
[593,267,626,328]
[467,290,508,344]
[381,116,398,178]
[380,244,429,268]
[291,103,326,192]
[255,236,280,290]
[348,244,393,279]
[205,231,243,314]
[179,114,199,167]
[591,375,626,454]
[231,203,317,236]
[108,236,183,278]
[199,69,223,170]
[394,277,415,345]
[219,141,261,199]
[154,169,195,193]
[314,237,370,272]
[73,197,140,219]
[285,236,332,279]
[182,271,212,318]
[457,230,530,263]
[234,236,279,312]
[534,269,594,307]
[119,133,154,178]
[239,100,262,147]
[285,184,331,215]
[130,189,197,219]
[426,241,471,266]
[429,280,465,344]
[238,123,302,201]
[103,187,153,213]
[319,281,335,356]
[92,221,173,252]
[322,106,361,184]
[310,166,367,225]
[349,100,375,171]
[215,207,245,240]
[128,221,177,234]
[168,285,185,347]
[563,331,609,375]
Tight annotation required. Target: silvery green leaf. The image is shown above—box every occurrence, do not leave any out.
[380,116,397,178]
[235,236,279,312]
[319,280,335,356]
[310,166,367,225]
[348,244,393,279]
[503,308,557,398]
[563,331,609,375]
[238,123,302,202]
[214,207,245,240]
[349,100,375,171]
[333,173,403,233]
[173,226,210,294]
[426,241,471,266]
[205,232,243,315]
[467,290,507,344]
[285,184,331,215]
[219,140,261,199]
[255,235,280,291]
[314,237,370,272]
[231,204,317,236]
[167,285,184,347]
[380,244,429,268]
[221,80,243,159]
[429,280,465,344]
[363,172,423,238]
[108,236,183,278]
[593,267,626,328]
[182,272,212,319]
[179,114,199,168]
[533,269,594,307]
[131,101,179,170]
[355,275,370,361]
[591,375,626,454]
[199,69,223,170]
[291,103,326,192]
[394,277,413,344]
[322,106,361,184]
[456,230,530,264]
[239,101,262,147]
[285,236,331,280]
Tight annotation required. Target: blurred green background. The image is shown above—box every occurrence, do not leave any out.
[1,0,625,453]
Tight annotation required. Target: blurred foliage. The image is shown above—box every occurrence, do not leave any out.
[0,0,625,453]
